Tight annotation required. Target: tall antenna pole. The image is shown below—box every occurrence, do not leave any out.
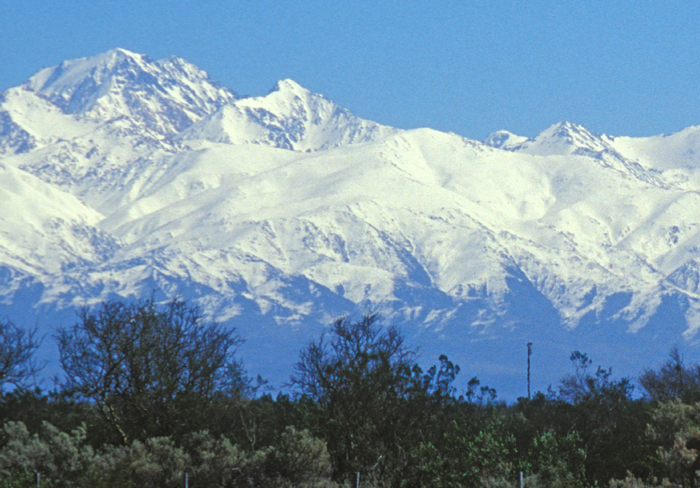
[527,342,533,399]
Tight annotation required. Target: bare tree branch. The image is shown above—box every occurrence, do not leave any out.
[0,318,42,389]
[57,297,245,443]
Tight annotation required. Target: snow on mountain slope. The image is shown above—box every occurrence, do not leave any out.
[606,126,700,172]
[1,52,394,216]
[25,48,237,138]
[482,130,528,150]
[494,121,700,186]
[485,122,666,187]
[366,130,679,325]
[182,79,397,151]
[498,121,611,156]
[88,126,689,333]
[0,161,116,286]
[4,49,700,396]
[0,87,99,155]
[0,49,240,215]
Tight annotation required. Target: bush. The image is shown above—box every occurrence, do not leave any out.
[0,421,99,488]
[0,421,337,488]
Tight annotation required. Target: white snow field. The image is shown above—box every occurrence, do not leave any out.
[2,49,700,398]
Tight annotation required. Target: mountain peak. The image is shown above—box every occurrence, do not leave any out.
[98,47,145,63]
[28,48,148,86]
[494,121,611,157]
[6,49,700,399]
[541,121,592,139]
[483,130,528,150]
[22,49,237,136]
[270,78,309,95]
[107,47,140,57]
[184,77,395,151]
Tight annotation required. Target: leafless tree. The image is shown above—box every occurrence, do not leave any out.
[58,298,244,444]
[0,318,42,388]
[291,313,418,482]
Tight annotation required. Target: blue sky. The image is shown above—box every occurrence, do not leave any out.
[1,0,699,140]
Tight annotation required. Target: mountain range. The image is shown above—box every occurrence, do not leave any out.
[2,48,699,398]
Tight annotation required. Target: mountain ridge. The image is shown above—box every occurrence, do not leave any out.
[2,49,700,397]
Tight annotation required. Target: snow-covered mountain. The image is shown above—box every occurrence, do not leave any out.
[2,49,700,398]
[181,78,397,151]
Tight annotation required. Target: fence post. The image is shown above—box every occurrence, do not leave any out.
[36,472,40,488]
[356,471,360,488]
[519,471,524,488]
[182,472,188,488]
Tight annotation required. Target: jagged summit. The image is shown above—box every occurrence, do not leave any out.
[269,78,308,95]
[533,121,606,150]
[5,48,700,395]
[26,48,155,112]
[182,77,397,151]
[485,121,611,156]
[484,121,666,186]
[21,49,237,137]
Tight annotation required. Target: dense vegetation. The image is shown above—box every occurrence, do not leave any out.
[1,298,700,487]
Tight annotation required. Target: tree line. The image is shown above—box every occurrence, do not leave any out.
[1,297,700,487]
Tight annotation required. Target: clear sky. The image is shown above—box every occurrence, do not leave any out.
[1,0,699,140]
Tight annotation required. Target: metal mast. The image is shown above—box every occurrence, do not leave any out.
[527,342,533,399]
